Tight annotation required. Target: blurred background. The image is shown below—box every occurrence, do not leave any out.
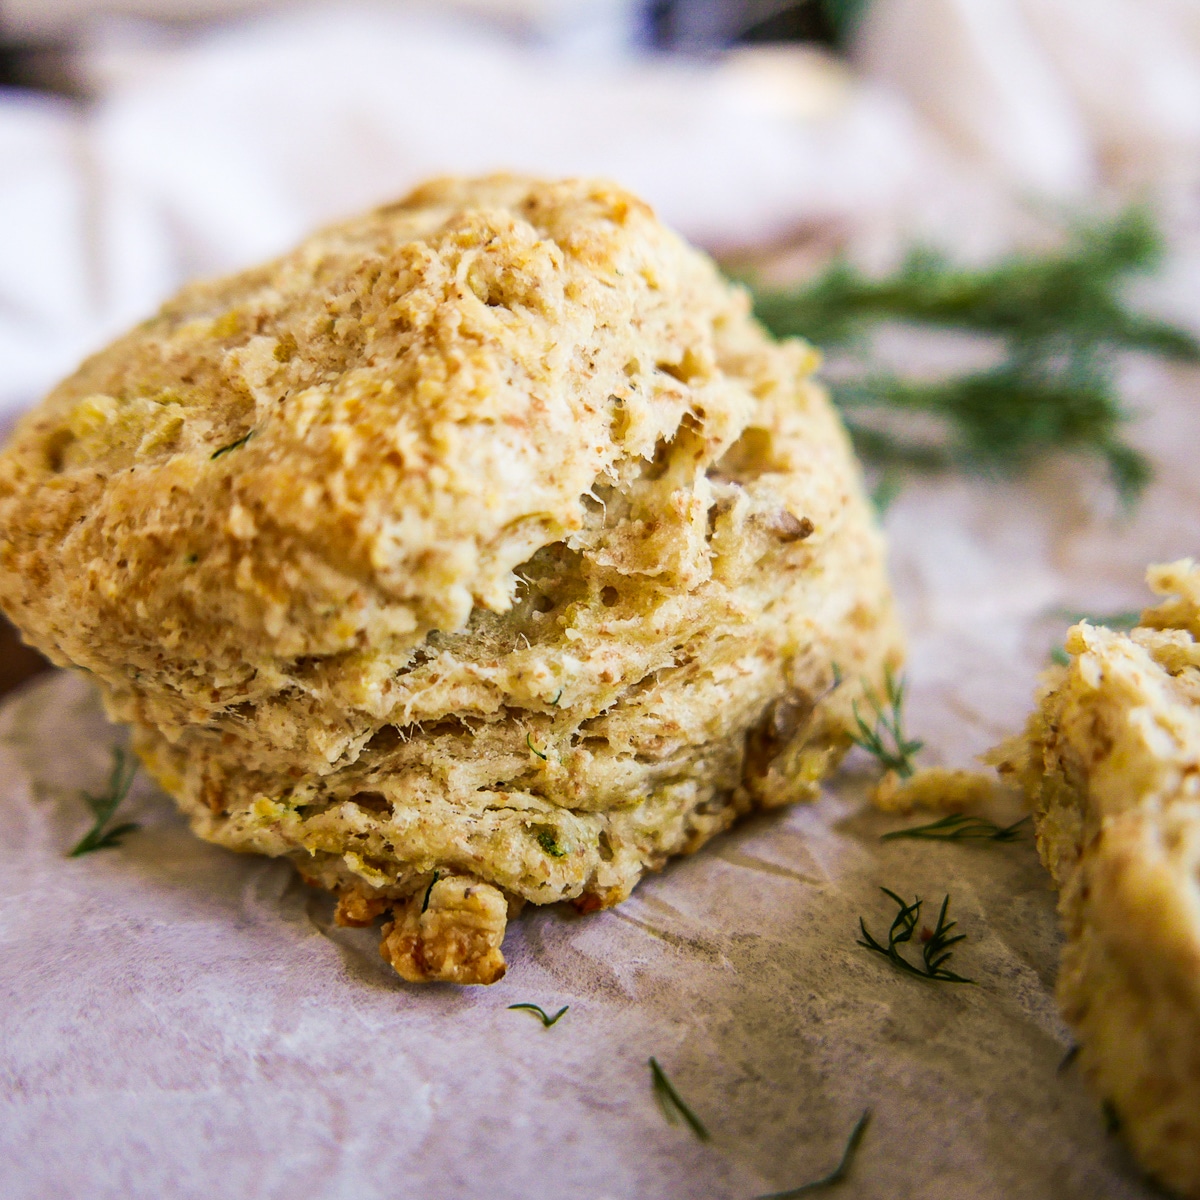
[6,0,1200,382]
[3,0,1200,696]
[8,0,1200,413]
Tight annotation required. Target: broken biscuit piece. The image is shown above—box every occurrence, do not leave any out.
[381,875,509,986]
[1004,560,1200,1199]
[0,175,901,985]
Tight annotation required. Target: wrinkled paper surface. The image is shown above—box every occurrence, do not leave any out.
[3,350,1196,1200]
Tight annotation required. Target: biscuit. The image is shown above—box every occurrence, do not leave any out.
[1002,561,1200,1198]
[0,175,901,983]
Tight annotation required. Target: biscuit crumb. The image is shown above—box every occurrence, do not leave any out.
[872,766,996,814]
[380,876,508,986]
[333,888,392,928]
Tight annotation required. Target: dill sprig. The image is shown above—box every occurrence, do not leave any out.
[649,1057,711,1142]
[881,813,1029,843]
[526,732,547,761]
[69,748,139,857]
[858,887,975,984]
[507,1003,569,1027]
[749,207,1200,502]
[848,668,923,779]
[210,430,255,460]
[756,1108,872,1199]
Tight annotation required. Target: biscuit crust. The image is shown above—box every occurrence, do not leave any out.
[1006,561,1200,1198]
[0,176,900,983]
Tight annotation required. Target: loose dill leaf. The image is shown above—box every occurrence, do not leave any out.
[69,748,139,857]
[848,668,923,779]
[1058,1044,1081,1074]
[507,1003,569,1027]
[535,827,567,858]
[756,1108,872,1199]
[881,812,1029,843]
[420,871,440,913]
[648,1057,711,1143]
[210,430,255,460]
[857,887,975,984]
[748,207,1200,501]
[526,732,548,760]
[1049,608,1143,665]
[1052,608,1142,631]
[550,689,563,707]
[818,0,871,46]
[870,471,902,516]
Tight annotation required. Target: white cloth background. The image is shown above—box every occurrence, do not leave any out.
[8,0,1200,415]
[2,3,1200,1197]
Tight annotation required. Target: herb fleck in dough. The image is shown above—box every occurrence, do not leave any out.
[0,175,900,983]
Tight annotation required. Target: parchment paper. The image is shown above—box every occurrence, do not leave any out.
[5,7,1200,1196]
[3,344,1197,1200]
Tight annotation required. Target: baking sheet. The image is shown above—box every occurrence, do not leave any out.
[4,347,1197,1199]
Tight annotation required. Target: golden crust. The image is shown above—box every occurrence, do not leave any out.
[0,175,901,985]
[1009,560,1200,1198]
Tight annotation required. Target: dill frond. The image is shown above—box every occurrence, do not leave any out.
[649,1057,711,1142]
[756,1108,872,1198]
[848,668,923,779]
[526,732,548,760]
[69,748,139,857]
[210,430,255,460]
[881,813,1029,843]
[858,887,975,984]
[507,1003,569,1027]
[749,207,1199,502]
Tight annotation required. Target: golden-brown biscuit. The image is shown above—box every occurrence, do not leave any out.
[1001,561,1200,1198]
[0,175,900,983]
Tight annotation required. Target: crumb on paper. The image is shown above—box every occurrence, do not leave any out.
[871,765,998,814]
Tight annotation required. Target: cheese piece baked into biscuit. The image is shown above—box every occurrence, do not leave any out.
[1006,561,1200,1198]
[0,175,900,984]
